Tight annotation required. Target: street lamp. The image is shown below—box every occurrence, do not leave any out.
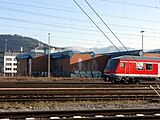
[140,31,144,56]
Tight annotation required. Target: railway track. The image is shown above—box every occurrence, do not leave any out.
[0,87,159,101]
[0,79,159,101]
[0,81,160,88]
[0,108,159,119]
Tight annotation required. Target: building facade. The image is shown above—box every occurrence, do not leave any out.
[4,52,20,76]
[17,51,109,77]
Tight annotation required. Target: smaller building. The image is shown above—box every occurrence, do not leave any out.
[4,52,20,76]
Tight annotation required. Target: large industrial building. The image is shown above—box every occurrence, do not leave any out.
[16,50,147,78]
[16,51,108,77]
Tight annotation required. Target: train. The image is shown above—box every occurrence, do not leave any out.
[103,55,160,83]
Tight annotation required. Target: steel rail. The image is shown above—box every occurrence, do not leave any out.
[0,81,159,88]
[0,108,159,119]
[0,95,159,102]
[0,88,159,95]
[0,87,159,101]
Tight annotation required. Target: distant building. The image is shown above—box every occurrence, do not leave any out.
[4,52,20,76]
[17,50,156,78]
[32,42,65,54]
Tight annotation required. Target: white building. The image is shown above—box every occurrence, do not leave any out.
[4,52,20,76]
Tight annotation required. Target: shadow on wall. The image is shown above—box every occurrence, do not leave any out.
[70,71,102,78]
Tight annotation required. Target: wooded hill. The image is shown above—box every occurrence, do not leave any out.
[0,34,48,52]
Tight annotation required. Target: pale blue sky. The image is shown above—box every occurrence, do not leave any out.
[0,0,160,50]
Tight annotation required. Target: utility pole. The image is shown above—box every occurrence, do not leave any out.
[140,31,144,56]
[5,39,7,53]
[4,39,7,77]
[48,33,50,77]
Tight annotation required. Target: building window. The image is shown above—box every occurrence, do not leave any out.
[5,68,11,70]
[13,63,17,66]
[120,62,125,68]
[136,62,143,70]
[13,68,17,71]
[6,58,12,61]
[146,64,152,70]
[6,63,12,66]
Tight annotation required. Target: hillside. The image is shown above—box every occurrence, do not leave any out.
[0,34,48,52]
[64,46,135,54]
[147,49,160,54]
[0,34,154,54]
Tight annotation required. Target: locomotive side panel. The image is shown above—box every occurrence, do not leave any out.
[143,62,158,77]
[103,56,160,83]
[115,61,136,77]
[117,61,159,78]
[115,61,126,76]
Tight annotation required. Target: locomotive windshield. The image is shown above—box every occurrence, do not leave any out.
[105,59,118,70]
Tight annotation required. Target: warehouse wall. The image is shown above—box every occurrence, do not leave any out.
[17,53,109,77]
[52,53,109,77]
[70,54,109,78]
[17,59,28,76]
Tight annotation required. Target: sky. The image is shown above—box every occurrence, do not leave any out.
[0,0,160,50]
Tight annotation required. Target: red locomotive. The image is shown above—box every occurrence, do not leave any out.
[104,55,160,83]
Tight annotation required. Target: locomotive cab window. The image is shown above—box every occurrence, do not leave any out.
[105,59,118,70]
[120,62,125,68]
[146,64,152,70]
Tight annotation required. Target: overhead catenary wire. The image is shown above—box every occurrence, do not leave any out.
[20,0,76,10]
[1,0,160,43]
[0,1,159,49]
[1,20,160,41]
[85,0,157,80]
[73,0,140,54]
[100,0,160,10]
[88,0,158,80]
[1,18,160,40]
[0,1,158,81]
[73,0,158,80]
[1,1,160,34]
[73,0,120,52]
[1,15,160,40]
[0,1,155,49]
[2,26,159,49]
[24,0,160,12]
[0,17,159,48]
[85,0,131,53]
[0,1,80,14]
[1,1,160,25]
